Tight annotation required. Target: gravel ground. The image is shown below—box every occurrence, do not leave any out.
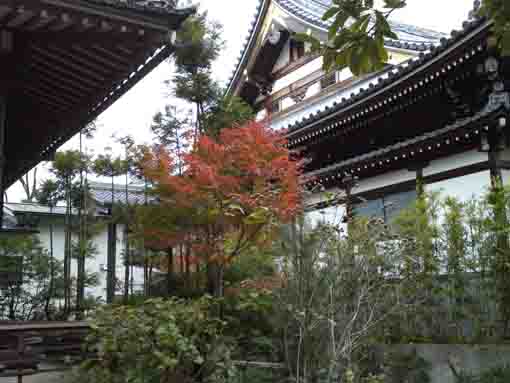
[3,371,68,383]
[2,363,70,383]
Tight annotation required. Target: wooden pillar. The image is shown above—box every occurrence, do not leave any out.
[0,30,13,228]
[408,161,429,198]
[0,94,6,228]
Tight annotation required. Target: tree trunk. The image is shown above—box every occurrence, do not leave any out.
[143,259,148,297]
[148,262,153,297]
[123,163,130,304]
[166,248,174,297]
[207,262,224,298]
[76,131,85,319]
[185,243,191,288]
[123,227,130,304]
[106,175,117,304]
[106,223,117,304]
[44,206,54,320]
[63,183,72,317]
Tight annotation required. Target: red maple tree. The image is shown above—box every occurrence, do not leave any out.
[141,120,302,296]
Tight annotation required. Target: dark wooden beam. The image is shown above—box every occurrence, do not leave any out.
[71,44,127,71]
[25,80,82,104]
[91,44,132,65]
[17,90,68,114]
[30,53,103,88]
[0,94,6,226]
[31,44,107,81]
[5,8,36,28]
[28,61,97,93]
[24,10,56,31]
[22,86,74,109]
[26,73,86,99]
[44,44,114,76]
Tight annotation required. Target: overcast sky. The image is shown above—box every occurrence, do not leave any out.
[6,0,474,202]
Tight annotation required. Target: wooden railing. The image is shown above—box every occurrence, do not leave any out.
[0,321,90,382]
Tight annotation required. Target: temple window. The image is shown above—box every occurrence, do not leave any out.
[354,190,417,224]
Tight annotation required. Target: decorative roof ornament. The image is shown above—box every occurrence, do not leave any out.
[268,29,282,45]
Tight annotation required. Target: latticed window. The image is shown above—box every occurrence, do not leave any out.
[320,71,337,90]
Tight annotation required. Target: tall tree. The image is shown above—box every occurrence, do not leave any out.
[141,121,302,297]
[76,122,96,317]
[0,234,65,320]
[35,179,61,319]
[92,152,127,303]
[49,150,88,316]
[117,135,136,303]
[173,11,224,137]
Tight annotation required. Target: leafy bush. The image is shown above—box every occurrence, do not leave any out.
[455,365,510,383]
[223,290,280,361]
[79,297,236,383]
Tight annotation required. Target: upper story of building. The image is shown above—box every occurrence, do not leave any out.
[225,0,446,131]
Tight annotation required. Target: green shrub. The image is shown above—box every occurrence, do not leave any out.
[79,297,236,383]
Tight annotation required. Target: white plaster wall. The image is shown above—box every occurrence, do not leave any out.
[305,152,491,222]
[353,169,416,194]
[427,171,491,202]
[424,150,487,177]
[306,204,346,229]
[502,170,510,186]
[272,56,323,93]
[33,217,144,301]
[281,96,295,110]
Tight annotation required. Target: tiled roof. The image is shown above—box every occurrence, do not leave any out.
[307,91,509,181]
[286,2,488,137]
[225,0,448,95]
[225,0,268,95]
[274,0,446,50]
[88,181,147,206]
[83,0,184,16]
[4,203,73,216]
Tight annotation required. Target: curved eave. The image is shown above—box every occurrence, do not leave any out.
[225,0,270,97]
[45,0,195,31]
[306,105,508,187]
[287,17,492,143]
[6,44,175,188]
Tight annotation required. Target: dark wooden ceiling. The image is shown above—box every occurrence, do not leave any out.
[0,0,192,187]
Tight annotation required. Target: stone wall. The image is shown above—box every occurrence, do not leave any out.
[382,344,510,383]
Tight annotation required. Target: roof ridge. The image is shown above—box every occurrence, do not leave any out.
[82,0,193,16]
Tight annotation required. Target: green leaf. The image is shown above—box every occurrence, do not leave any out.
[294,33,322,52]
[322,6,340,21]
[384,0,407,9]
[329,12,349,40]
[502,30,510,56]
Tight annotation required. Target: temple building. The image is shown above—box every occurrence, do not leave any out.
[0,0,193,304]
[227,0,507,224]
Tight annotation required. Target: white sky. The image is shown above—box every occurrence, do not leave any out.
[6,0,474,202]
